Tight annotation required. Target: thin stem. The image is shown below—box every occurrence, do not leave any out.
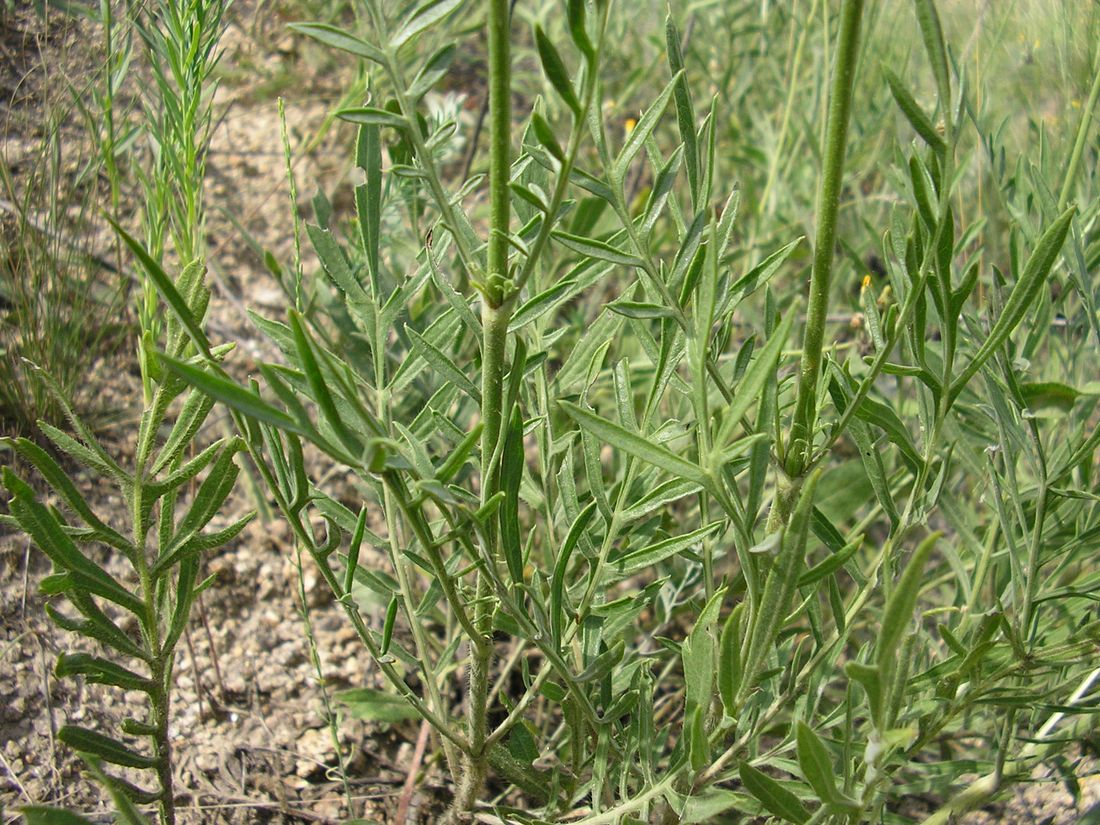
[1058,47,1100,211]
[785,0,865,478]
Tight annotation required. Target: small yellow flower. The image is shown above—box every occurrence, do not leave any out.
[862,274,872,290]
[625,117,637,134]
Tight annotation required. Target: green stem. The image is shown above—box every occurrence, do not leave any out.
[453,1,513,817]
[785,0,865,478]
[1058,49,1100,211]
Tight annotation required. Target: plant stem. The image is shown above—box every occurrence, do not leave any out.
[784,0,865,478]
[454,0,513,817]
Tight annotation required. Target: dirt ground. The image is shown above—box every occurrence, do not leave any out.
[1,3,1098,823]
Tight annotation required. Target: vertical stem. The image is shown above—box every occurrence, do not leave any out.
[454,0,512,817]
[784,0,865,479]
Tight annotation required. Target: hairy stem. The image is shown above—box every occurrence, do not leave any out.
[785,0,865,478]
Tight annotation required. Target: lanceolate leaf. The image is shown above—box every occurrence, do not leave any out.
[739,471,820,702]
[614,72,682,180]
[950,207,1075,402]
[289,22,385,64]
[560,401,708,485]
[876,532,939,679]
[738,761,810,824]
[389,0,464,51]
[535,26,581,115]
[58,726,156,769]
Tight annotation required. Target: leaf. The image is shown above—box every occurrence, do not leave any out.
[717,311,794,445]
[336,688,420,723]
[337,106,409,131]
[158,355,316,441]
[110,220,210,357]
[409,43,456,100]
[738,761,810,824]
[289,22,385,64]
[665,15,699,205]
[560,401,707,485]
[796,721,851,807]
[552,230,644,267]
[609,523,722,579]
[718,604,743,716]
[19,808,98,825]
[876,532,938,680]
[406,327,482,402]
[1,437,131,552]
[614,72,682,180]
[914,0,951,119]
[608,300,676,320]
[499,408,525,585]
[3,471,144,616]
[739,471,820,702]
[682,588,724,712]
[798,537,862,586]
[552,502,597,646]
[55,654,153,693]
[58,726,155,769]
[885,69,946,153]
[389,0,464,50]
[950,207,1075,402]
[535,26,580,115]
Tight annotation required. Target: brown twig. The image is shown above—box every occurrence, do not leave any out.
[395,718,432,825]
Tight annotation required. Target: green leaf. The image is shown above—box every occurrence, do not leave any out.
[614,72,682,180]
[158,355,316,441]
[58,726,155,769]
[289,22,385,64]
[796,721,851,807]
[109,220,210,358]
[716,311,794,446]
[19,807,98,825]
[798,537,862,587]
[552,230,644,267]
[3,471,144,616]
[682,588,724,713]
[500,408,525,585]
[885,69,946,153]
[337,107,409,131]
[610,523,722,579]
[665,15,699,205]
[552,502,597,646]
[876,532,938,680]
[406,327,482,402]
[535,26,580,115]
[409,43,456,100]
[336,687,420,723]
[913,0,951,120]
[739,471,820,702]
[1,438,131,552]
[738,761,810,824]
[608,300,677,320]
[390,0,464,50]
[718,603,743,716]
[55,654,153,693]
[560,401,707,485]
[950,207,1075,402]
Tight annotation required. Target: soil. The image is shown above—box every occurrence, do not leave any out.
[1,2,1097,824]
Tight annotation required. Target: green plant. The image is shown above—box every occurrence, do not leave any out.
[154,0,1099,820]
[2,1,238,823]
[13,0,1100,822]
